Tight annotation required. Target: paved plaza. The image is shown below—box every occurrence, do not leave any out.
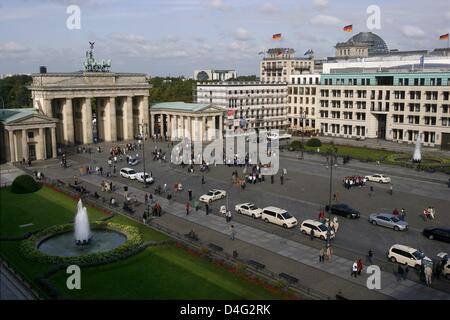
[26,138,450,299]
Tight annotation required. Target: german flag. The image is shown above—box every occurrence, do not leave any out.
[272,33,282,40]
[343,24,353,32]
[439,33,449,40]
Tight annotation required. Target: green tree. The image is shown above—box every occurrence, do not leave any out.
[0,75,32,108]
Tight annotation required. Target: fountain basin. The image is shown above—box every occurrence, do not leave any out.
[38,229,126,257]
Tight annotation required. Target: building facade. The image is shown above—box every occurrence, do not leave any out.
[149,102,225,141]
[193,69,236,81]
[316,71,450,148]
[196,81,288,131]
[260,48,314,83]
[0,108,58,163]
[287,74,320,133]
[29,71,150,146]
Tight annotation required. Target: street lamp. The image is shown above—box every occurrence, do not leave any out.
[0,96,5,109]
[325,147,338,248]
[139,122,148,188]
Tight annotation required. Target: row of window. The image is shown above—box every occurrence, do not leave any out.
[322,78,450,86]
[227,98,285,107]
[288,97,315,104]
[288,107,315,116]
[288,87,317,95]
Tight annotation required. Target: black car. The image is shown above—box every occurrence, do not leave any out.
[422,227,450,243]
[326,204,360,219]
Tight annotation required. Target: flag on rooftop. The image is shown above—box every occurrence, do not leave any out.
[419,55,425,68]
[258,51,265,55]
[304,49,313,55]
[439,33,449,40]
[272,33,282,40]
[343,24,353,32]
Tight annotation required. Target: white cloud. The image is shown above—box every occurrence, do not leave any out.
[310,14,340,26]
[400,25,426,39]
[234,27,252,41]
[209,0,231,12]
[110,33,147,44]
[313,0,328,9]
[0,42,30,54]
[260,3,279,14]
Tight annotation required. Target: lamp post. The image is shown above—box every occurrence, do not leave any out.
[326,147,337,248]
[139,122,148,188]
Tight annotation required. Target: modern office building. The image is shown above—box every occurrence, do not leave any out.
[287,74,321,133]
[260,48,314,83]
[193,69,236,81]
[196,81,288,131]
[316,71,450,148]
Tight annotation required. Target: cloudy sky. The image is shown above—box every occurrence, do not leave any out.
[0,0,449,76]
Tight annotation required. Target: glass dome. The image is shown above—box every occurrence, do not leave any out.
[346,32,388,55]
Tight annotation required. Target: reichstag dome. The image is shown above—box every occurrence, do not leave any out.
[346,32,389,55]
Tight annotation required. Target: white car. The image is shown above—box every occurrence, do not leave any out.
[199,189,227,203]
[300,219,335,240]
[387,244,431,270]
[235,203,263,219]
[120,168,137,179]
[365,174,391,183]
[136,172,154,184]
[261,206,298,228]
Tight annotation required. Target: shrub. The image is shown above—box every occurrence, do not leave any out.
[11,175,41,194]
[306,138,322,148]
[290,140,304,151]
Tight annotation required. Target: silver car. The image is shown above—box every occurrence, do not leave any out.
[368,213,408,231]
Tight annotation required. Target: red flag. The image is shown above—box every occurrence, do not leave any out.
[272,33,282,40]
[439,33,449,40]
[343,24,353,32]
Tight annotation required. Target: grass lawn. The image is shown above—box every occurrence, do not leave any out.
[304,143,397,161]
[0,186,287,299]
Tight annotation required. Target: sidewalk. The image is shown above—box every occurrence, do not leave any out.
[79,173,450,300]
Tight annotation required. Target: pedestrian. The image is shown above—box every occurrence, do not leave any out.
[326,245,333,262]
[393,208,399,216]
[144,193,148,205]
[351,261,358,277]
[149,193,153,204]
[403,266,409,281]
[280,175,284,185]
[319,247,325,263]
[310,228,315,240]
[400,208,406,221]
[271,175,274,184]
[367,249,373,265]
[201,175,205,184]
[357,259,363,276]
[230,225,236,240]
[424,265,433,286]
[397,265,404,282]
[205,203,209,215]
[369,186,374,196]
[226,210,232,223]
[186,201,190,215]
[389,184,393,195]
[188,189,193,201]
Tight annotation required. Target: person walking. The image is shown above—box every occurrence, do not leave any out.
[205,203,209,215]
[389,184,393,196]
[351,261,358,277]
[226,210,232,223]
[271,175,274,184]
[400,208,406,221]
[367,249,374,264]
[230,225,236,240]
[186,201,190,215]
[188,189,193,201]
[310,228,315,240]
[280,175,284,185]
[319,247,325,263]
[326,245,333,262]
[403,265,409,281]
[424,265,433,286]
[144,193,148,205]
[201,175,205,184]
[357,259,363,276]
[149,193,153,204]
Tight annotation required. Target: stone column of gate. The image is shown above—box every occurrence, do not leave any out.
[167,114,172,140]
[122,96,134,140]
[42,99,52,117]
[81,97,93,144]
[138,96,149,127]
[8,129,16,162]
[187,115,192,141]
[172,115,178,140]
[219,115,224,139]
[62,98,74,145]
[150,113,155,138]
[105,96,117,142]
[51,127,57,158]
[38,127,45,160]
[21,129,28,161]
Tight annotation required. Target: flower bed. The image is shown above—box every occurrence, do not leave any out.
[20,222,143,265]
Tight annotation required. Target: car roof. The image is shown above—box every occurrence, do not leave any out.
[431,227,450,232]
[121,167,133,171]
[263,206,286,213]
[374,213,394,218]
[302,219,324,226]
[390,244,419,253]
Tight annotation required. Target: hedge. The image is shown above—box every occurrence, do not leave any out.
[306,138,322,148]
[20,222,143,265]
[11,175,41,194]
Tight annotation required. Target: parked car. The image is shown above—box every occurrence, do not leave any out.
[327,203,360,219]
[422,227,450,243]
[387,244,431,270]
[120,168,137,179]
[300,219,335,240]
[235,203,263,219]
[261,206,298,228]
[136,172,154,184]
[368,213,408,231]
[437,252,450,280]
[128,158,140,166]
[199,189,226,203]
[365,174,391,183]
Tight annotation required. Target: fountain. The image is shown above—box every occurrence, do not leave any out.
[74,199,92,245]
[412,136,422,163]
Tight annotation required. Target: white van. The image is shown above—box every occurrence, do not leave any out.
[387,244,431,270]
[300,219,335,240]
[261,206,298,228]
